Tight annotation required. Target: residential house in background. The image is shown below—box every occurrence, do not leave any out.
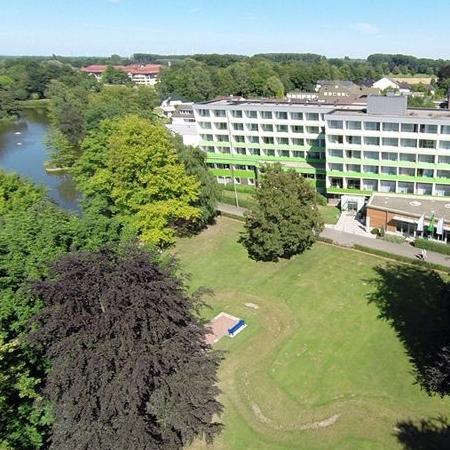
[372,77,411,94]
[81,64,162,85]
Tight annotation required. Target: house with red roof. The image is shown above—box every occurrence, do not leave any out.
[81,64,162,86]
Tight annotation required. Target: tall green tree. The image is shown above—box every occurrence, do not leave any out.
[74,115,202,246]
[101,65,132,85]
[29,246,223,450]
[0,172,130,449]
[239,164,323,261]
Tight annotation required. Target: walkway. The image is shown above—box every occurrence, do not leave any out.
[334,212,376,239]
[322,228,450,268]
[216,203,450,268]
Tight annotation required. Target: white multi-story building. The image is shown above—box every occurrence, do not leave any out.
[193,95,450,202]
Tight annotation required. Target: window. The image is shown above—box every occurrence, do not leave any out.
[329,163,343,171]
[418,154,434,163]
[381,166,397,175]
[261,124,273,132]
[201,134,213,141]
[420,124,438,134]
[346,120,362,130]
[291,138,305,146]
[275,111,288,120]
[381,152,397,161]
[260,111,272,119]
[419,139,436,149]
[441,125,450,134]
[234,147,246,155]
[328,135,344,144]
[382,137,399,147]
[306,126,320,134]
[305,112,319,121]
[214,110,226,117]
[347,164,361,173]
[291,125,304,133]
[276,124,289,132]
[247,123,258,131]
[347,136,361,145]
[291,112,303,120]
[399,167,414,176]
[233,123,244,131]
[262,136,274,144]
[234,177,241,184]
[364,136,380,146]
[217,146,230,154]
[346,150,361,159]
[249,148,260,155]
[248,178,255,185]
[198,109,210,117]
[364,121,381,131]
[199,122,212,129]
[216,122,227,130]
[278,149,289,157]
[382,122,399,132]
[364,151,379,160]
[277,137,289,145]
[234,135,245,143]
[328,120,344,129]
[292,150,304,158]
[363,165,379,174]
[400,153,415,162]
[216,135,229,142]
[401,123,418,132]
[246,110,257,118]
[329,149,343,158]
[400,138,417,148]
[265,149,275,156]
[231,110,242,118]
[440,141,450,150]
[202,146,215,153]
[439,155,450,164]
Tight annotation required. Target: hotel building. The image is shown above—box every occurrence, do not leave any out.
[81,64,161,86]
[193,94,450,238]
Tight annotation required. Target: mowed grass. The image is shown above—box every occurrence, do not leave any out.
[173,217,450,450]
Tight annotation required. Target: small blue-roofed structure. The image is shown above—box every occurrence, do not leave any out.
[228,319,247,337]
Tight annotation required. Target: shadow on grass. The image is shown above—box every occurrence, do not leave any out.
[368,263,450,394]
[396,416,450,450]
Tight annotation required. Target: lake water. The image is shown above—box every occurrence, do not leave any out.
[0,109,79,210]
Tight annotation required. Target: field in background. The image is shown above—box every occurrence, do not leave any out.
[175,217,450,450]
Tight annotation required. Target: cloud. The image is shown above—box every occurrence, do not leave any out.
[353,22,378,34]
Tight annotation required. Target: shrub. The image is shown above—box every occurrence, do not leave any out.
[415,238,450,256]
[379,234,406,244]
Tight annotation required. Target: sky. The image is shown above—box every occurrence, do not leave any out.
[1,0,450,58]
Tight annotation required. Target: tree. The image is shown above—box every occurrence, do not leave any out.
[101,65,132,85]
[172,136,220,231]
[0,171,130,449]
[28,246,223,450]
[239,164,323,261]
[84,85,158,131]
[74,115,202,247]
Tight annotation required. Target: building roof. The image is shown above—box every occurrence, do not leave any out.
[81,64,161,75]
[368,194,450,224]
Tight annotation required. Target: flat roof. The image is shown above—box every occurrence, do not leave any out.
[368,194,450,223]
[328,107,450,120]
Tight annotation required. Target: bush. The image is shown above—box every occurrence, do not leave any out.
[379,234,406,244]
[352,244,450,274]
[315,192,328,206]
[371,227,385,237]
[317,236,334,244]
[415,238,450,256]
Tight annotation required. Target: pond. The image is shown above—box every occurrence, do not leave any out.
[0,108,80,210]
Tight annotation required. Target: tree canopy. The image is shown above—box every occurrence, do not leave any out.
[239,164,323,261]
[28,246,223,450]
[74,115,202,246]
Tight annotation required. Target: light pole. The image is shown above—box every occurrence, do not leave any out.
[231,164,239,208]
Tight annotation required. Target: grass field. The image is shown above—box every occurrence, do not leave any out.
[174,217,450,450]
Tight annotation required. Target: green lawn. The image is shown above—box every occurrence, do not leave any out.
[174,217,450,450]
[318,205,341,225]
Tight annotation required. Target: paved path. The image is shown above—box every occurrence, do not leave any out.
[322,228,450,268]
[217,202,246,217]
[217,203,450,268]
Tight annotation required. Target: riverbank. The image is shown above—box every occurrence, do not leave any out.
[18,99,50,110]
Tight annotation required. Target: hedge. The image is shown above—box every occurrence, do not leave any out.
[414,238,450,256]
[352,244,450,274]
